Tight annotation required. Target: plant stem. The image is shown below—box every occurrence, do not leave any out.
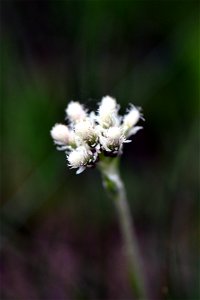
[98,157,147,299]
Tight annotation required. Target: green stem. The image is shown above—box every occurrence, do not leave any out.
[98,157,147,299]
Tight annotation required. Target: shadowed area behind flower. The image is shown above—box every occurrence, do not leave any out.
[1,1,199,299]
[1,207,165,299]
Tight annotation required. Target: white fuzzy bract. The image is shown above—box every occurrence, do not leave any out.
[51,96,143,174]
[123,105,141,130]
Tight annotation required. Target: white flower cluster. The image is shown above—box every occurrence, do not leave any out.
[51,96,143,174]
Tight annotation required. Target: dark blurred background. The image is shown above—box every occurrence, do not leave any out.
[1,1,199,299]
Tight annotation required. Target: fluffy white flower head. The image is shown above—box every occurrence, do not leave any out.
[50,124,70,145]
[101,126,125,151]
[98,96,119,128]
[67,146,89,168]
[66,101,87,123]
[74,119,97,144]
[106,126,123,143]
[51,96,143,174]
[100,96,117,112]
[67,145,95,174]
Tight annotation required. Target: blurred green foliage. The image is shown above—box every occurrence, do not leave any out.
[1,1,199,299]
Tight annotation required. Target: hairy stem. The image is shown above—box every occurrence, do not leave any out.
[98,157,147,299]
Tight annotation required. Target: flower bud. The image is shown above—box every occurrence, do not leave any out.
[98,96,120,128]
[100,96,117,111]
[50,124,70,145]
[66,101,87,123]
